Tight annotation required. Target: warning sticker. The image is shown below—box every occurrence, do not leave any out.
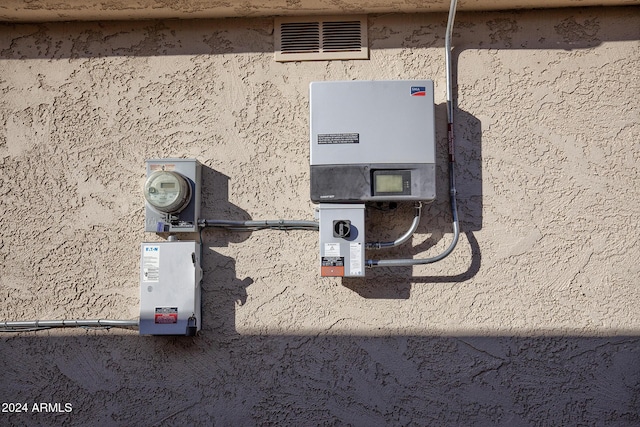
[142,245,160,283]
[155,307,178,324]
[325,243,341,257]
[349,242,362,276]
[318,133,359,145]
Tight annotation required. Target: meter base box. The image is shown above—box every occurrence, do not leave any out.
[140,241,202,336]
[318,204,365,277]
[310,80,436,203]
[145,159,201,233]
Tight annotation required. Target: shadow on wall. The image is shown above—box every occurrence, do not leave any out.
[2,225,638,424]
[1,332,638,425]
[198,166,254,247]
[343,105,483,298]
[0,7,637,59]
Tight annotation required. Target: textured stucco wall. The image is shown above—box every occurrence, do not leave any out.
[2,0,640,22]
[1,6,639,426]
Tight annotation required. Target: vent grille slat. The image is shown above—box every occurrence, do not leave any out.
[323,21,362,52]
[275,16,368,61]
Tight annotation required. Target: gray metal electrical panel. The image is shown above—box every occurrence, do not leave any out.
[318,204,365,277]
[310,80,436,203]
[139,241,202,336]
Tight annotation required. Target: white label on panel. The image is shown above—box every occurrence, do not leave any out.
[142,246,160,282]
[324,243,341,257]
[349,242,362,275]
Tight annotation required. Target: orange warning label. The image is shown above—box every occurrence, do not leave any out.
[321,266,344,277]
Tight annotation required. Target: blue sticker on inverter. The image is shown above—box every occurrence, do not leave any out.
[411,86,426,96]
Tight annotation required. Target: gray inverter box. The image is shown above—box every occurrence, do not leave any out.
[310,80,436,203]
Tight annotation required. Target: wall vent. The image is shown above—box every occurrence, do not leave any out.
[275,16,368,62]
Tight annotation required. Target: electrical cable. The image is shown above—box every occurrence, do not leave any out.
[0,319,139,333]
[199,219,319,231]
[366,0,460,268]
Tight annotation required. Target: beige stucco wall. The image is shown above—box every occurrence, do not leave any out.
[1,0,640,22]
[1,6,639,425]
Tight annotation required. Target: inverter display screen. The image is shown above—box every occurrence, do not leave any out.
[375,174,403,193]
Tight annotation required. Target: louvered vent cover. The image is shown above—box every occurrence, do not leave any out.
[275,16,368,61]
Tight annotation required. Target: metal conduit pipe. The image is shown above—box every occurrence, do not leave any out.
[445,0,458,129]
[199,219,319,231]
[366,202,422,249]
[366,0,460,268]
[0,319,139,331]
[367,198,459,267]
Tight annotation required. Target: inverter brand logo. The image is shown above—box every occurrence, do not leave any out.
[411,86,426,96]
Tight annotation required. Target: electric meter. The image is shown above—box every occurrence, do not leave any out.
[144,170,191,214]
[144,159,201,233]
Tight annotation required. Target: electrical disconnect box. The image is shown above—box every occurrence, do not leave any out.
[318,204,365,277]
[144,158,201,233]
[139,241,202,336]
[310,80,436,203]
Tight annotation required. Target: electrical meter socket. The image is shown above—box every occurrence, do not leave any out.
[318,204,365,277]
[310,80,436,203]
[144,159,201,233]
[139,241,202,336]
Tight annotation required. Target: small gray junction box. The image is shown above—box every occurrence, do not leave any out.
[318,204,365,277]
[310,80,436,203]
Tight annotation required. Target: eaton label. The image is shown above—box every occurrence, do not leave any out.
[142,246,160,282]
[411,86,426,96]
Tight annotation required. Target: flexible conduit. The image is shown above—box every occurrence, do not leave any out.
[366,0,460,268]
[0,319,139,332]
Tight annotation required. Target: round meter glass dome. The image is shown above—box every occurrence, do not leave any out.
[143,170,192,214]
